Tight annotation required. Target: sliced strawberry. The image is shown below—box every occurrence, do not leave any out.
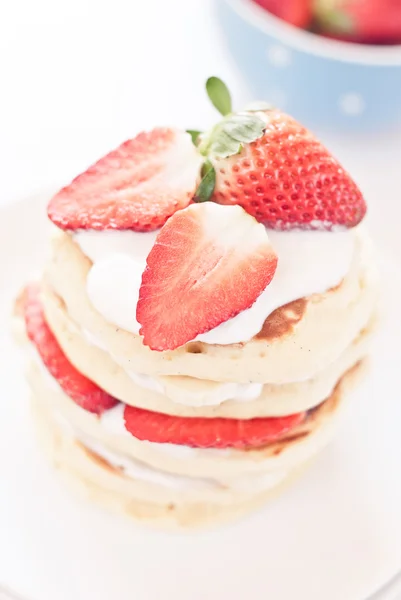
[210,109,366,231]
[124,404,305,449]
[47,128,202,232]
[23,284,118,414]
[136,203,278,351]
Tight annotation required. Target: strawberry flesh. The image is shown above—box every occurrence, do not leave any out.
[124,403,305,449]
[23,284,118,414]
[136,203,278,351]
[47,128,202,232]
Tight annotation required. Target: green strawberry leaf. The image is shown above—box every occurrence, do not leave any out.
[187,129,202,145]
[206,77,232,117]
[323,10,354,33]
[194,160,216,203]
[314,1,354,34]
[208,129,242,158]
[200,112,266,159]
[200,77,266,160]
[223,113,266,143]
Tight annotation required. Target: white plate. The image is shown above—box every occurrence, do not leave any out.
[0,193,401,600]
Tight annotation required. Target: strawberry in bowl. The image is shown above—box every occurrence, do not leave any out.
[251,0,401,45]
[252,0,313,28]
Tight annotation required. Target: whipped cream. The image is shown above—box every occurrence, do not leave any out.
[126,370,259,404]
[126,369,165,396]
[197,229,354,344]
[126,370,263,406]
[166,380,263,406]
[74,221,355,345]
[77,230,158,334]
[79,430,220,492]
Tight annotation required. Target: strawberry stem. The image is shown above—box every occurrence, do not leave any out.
[206,76,232,116]
[194,160,216,203]
[186,129,202,146]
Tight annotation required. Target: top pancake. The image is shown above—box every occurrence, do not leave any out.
[44,227,378,383]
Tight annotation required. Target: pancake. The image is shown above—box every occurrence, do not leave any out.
[44,228,378,383]
[32,390,309,529]
[40,287,376,417]
[24,345,366,481]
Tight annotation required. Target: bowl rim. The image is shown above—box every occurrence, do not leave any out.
[223,0,401,66]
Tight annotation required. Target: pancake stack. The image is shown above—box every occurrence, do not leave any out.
[15,81,378,528]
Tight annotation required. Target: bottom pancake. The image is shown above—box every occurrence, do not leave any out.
[31,391,310,529]
[27,358,367,527]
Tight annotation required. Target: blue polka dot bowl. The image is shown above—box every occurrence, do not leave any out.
[217,0,401,132]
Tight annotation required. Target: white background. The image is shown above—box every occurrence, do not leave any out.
[0,0,244,205]
[0,0,401,259]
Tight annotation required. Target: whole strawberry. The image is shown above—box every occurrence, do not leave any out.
[252,0,312,28]
[314,0,401,45]
[193,77,366,231]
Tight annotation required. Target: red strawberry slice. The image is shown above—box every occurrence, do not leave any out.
[136,203,278,351]
[124,404,305,449]
[211,109,366,231]
[47,128,202,232]
[23,284,118,414]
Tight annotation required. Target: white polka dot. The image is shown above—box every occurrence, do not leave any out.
[338,93,365,116]
[266,45,292,68]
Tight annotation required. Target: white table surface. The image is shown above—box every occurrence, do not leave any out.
[0,1,400,598]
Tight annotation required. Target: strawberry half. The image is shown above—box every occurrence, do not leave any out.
[23,284,118,414]
[136,203,278,351]
[47,128,202,232]
[195,78,366,231]
[124,404,305,449]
